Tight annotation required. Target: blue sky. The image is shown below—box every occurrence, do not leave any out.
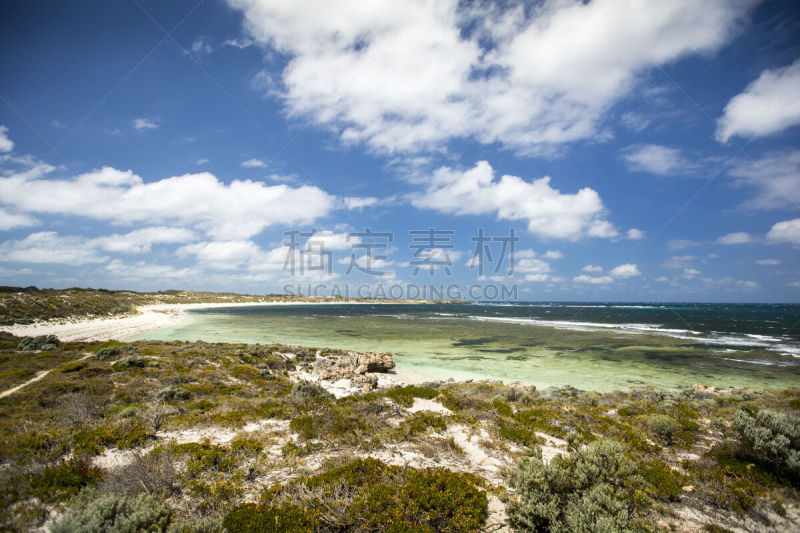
[0,0,799,302]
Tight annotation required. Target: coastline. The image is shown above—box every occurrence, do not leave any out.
[0,300,389,343]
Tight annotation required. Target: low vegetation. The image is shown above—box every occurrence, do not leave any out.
[0,333,797,531]
[0,287,452,325]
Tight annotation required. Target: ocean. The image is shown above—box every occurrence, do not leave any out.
[129,302,800,391]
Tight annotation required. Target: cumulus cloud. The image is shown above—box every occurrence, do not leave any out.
[728,150,800,210]
[0,207,37,231]
[0,166,335,240]
[132,118,159,131]
[0,126,13,153]
[574,263,639,284]
[716,232,752,245]
[620,144,691,175]
[230,0,752,154]
[343,196,379,210]
[411,161,616,240]
[626,228,645,240]
[766,218,800,245]
[573,274,614,285]
[241,158,267,168]
[609,263,641,278]
[543,250,563,260]
[0,232,107,265]
[93,227,199,254]
[716,59,800,142]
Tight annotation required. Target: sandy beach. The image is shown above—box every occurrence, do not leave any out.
[0,300,379,343]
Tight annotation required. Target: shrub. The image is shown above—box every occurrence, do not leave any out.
[504,439,655,532]
[96,346,122,360]
[102,449,177,496]
[224,458,487,533]
[223,503,317,533]
[112,357,146,370]
[29,457,103,502]
[387,385,439,407]
[156,385,191,402]
[289,380,333,404]
[18,335,60,351]
[51,493,172,533]
[645,414,681,444]
[117,406,140,419]
[732,409,800,478]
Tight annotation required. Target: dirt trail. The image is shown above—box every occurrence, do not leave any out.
[0,353,93,399]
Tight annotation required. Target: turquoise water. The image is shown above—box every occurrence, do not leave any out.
[129,302,800,391]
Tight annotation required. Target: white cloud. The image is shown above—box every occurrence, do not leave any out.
[766,217,800,245]
[735,280,759,290]
[609,263,641,278]
[0,232,107,265]
[716,232,752,245]
[756,259,780,265]
[573,263,639,284]
[305,231,357,251]
[0,166,335,240]
[93,227,198,254]
[0,207,37,231]
[620,112,651,133]
[132,118,159,131]
[230,0,751,154]
[241,158,267,168]
[620,144,691,175]
[411,161,616,240]
[573,274,614,285]
[716,59,800,142]
[343,196,379,210]
[626,228,645,240]
[543,249,563,260]
[0,126,14,153]
[728,150,800,210]
[683,268,701,278]
[196,158,210,165]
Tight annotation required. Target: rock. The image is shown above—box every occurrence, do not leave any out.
[18,335,60,351]
[311,350,395,380]
[350,374,378,392]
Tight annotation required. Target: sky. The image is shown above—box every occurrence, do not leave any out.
[0,0,799,302]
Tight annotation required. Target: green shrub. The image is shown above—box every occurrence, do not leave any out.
[504,439,655,532]
[112,357,146,370]
[117,406,140,419]
[52,493,172,533]
[387,385,439,407]
[732,408,800,478]
[18,335,60,351]
[223,503,317,533]
[645,414,681,444]
[30,457,103,502]
[156,385,191,402]
[224,458,487,533]
[96,346,122,361]
[640,459,687,501]
[289,380,333,404]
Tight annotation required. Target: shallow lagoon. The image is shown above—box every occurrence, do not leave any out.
[129,303,800,391]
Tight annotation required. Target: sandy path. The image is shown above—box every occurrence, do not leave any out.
[0,353,93,399]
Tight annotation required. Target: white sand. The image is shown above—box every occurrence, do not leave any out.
[0,300,373,343]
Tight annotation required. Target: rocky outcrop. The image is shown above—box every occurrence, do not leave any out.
[312,351,395,382]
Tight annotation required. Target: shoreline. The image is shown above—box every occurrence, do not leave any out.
[0,300,391,343]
